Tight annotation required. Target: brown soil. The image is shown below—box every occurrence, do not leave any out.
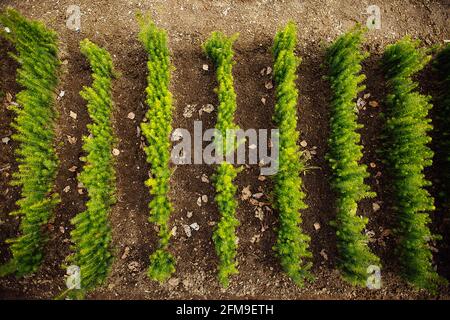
[0,0,449,300]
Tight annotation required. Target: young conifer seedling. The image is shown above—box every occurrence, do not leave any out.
[0,8,60,277]
[272,22,313,286]
[382,37,445,291]
[203,31,240,288]
[138,16,176,283]
[325,27,380,286]
[67,39,117,298]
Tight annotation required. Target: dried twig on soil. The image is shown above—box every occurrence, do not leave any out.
[203,31,240,288]
[324,26,380,286]
[382,37,445,291]
[67,39,117,297]
[138,16,176,282]
[0,8,60,277]
[272,22,313,286]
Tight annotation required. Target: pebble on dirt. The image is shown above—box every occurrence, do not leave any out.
[67,135,77,145]
[183,104,196,118]
[190,222,199,231]
[241,186,251,200]
[200,174,209,183]
[121,247,130,260]
[369,100,379,108]
[69,110,77,119]
[183,224,192,237]
[372,202,381,212]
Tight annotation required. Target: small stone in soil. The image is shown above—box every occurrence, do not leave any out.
[63,185,70,193]
[201,174,209,183]
[252,192,264,199]
[190,222,200,231]
[183,104,196,118]
[369,100,379,108]
[69,111,77,119]
[255,207,264,221]
[112,148,120,156]
[357,97,366,108]
[201,104,214,114]
[372,202,381,212]
[67,135,77,145]
[300,140,308,147]
[168,278,180,286]
[2,137,10,144]
[241,186,251,200]
[121,247,130,260]
[265,81,273,90]
[127,112,135,120]
[127,261,140,272]
[314,222,321,230]
[202,64,209,71]
[261,97,266,105]
[183,224,192,237]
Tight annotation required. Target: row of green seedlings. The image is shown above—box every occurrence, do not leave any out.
[272,22,313,286]
[1,8,448,293]
[138,16,176,282]
[381,38,447,291]
[64,39,117,298]
[324,27,380,286]
[0,8,61,277]
[0,9,117,298]
[325,27,448,291]
[203,32,241,288]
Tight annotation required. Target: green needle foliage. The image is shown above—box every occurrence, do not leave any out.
[272,22,313,286]
[433,44,450,216]
[0,8,60,277]
[67,39,116,295]
[203,32,240,287]
[325,27,380,286]
[138,17,175,283]
[382,37,445,291]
